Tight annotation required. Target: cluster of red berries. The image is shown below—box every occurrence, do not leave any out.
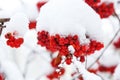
[28,20,36,29]
[85,0,115,18]
[114,38,120,49]
[36,1,47,11]
[47,67,65,80]
[88,65,116,74]
[5,33,24,48]
[98,65,116,74]
[37,30,104,65]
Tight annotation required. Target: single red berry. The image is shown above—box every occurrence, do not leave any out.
[36,2,47,11]
[59,37,65,45]
[17,38,24,44]
[65,57,72,65]
[51,57,62,68]
[80,56,85,63]
[29,21,36,29]
[114,38,120,48]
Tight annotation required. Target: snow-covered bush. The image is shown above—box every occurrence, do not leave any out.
[0,0,120,80]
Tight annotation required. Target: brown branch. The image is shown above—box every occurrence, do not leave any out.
[0,18,10,36]
[88,12,120,69]
[0,18,10,23]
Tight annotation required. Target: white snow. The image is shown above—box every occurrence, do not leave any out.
[0,60,24,80]
[4,13,29,36]
[0,0,39,20]
[0,0,23,12]
[21,2,39,20]
[37,0,105,42]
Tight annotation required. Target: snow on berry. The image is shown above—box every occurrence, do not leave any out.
[3,13,29,36]
[36,0,105,79]
[37,0,106,42]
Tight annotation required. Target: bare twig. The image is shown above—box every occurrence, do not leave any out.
[0,18,10,23]
[88,12,120,69]
[0,18,10,36]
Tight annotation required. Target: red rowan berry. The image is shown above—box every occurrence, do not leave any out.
[29,21,36,29]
